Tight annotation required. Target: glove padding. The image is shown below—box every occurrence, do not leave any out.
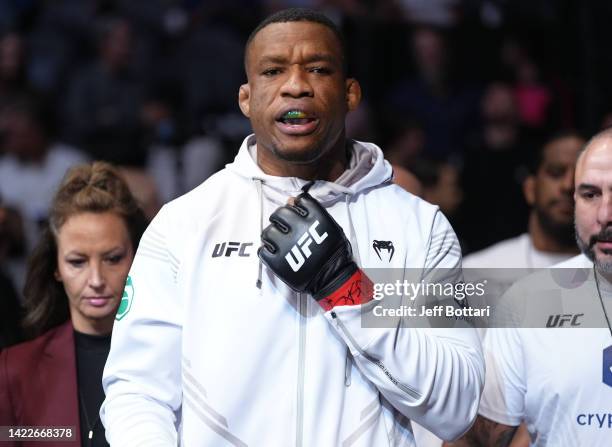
[258,192,358,302]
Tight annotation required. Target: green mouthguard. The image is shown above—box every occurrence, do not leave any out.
[285,110,306,119]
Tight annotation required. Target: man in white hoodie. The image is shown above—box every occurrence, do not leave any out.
[101,8,484,446]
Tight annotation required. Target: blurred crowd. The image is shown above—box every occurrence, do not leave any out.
[2,0,612,326]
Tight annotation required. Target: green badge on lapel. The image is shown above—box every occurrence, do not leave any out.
[116,275,134,321]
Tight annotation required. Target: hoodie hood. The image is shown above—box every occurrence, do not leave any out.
[226,134,393,287]
[226,134,393,205]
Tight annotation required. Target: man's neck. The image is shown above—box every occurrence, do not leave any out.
[593,265,612,321]
[596,268,612,287]
[528,212,579,254]
[256,142,349,182]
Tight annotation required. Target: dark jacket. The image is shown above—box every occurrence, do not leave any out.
[0,321,81,446]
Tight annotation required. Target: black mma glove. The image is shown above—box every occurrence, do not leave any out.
[258,192,372,311]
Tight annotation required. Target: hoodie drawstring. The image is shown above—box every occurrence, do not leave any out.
[344,349,353,387]
[255,178,264,289]
[255,183,357,384]
[343,193,359,387]
[344,194,361,266]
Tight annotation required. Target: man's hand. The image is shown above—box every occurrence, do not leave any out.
[258,192,370,311]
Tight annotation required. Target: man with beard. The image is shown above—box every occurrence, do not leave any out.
[450,132,583,447]
[448,128,612,446]
[431,133,582,447]
[463,132,583,270]
[574,131,612,272]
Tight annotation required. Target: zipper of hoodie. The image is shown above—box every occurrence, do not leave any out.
[296,292,307,447]
[330,311,422,400]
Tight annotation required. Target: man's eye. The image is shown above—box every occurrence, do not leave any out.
[309,67,331,74]
[262,68,281,77]
[581,191,597,200]
[546,168,564,178]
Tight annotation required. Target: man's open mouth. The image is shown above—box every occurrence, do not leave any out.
[593,235,612,254]
[275,109,319,135]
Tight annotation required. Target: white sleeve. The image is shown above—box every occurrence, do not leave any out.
[325,210,485,441]
[478,327,525,426]
[101,206,183,446]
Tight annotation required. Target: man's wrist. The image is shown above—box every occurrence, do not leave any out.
[316,269,374,311]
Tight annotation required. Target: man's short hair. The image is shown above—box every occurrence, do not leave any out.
[245,8,348,75]
[528,130,584,175]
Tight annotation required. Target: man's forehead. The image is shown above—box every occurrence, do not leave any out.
[543,136,583,165]
[576,138,612,185]
[247,21,342,64]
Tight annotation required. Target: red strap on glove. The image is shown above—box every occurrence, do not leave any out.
[318,269,374,312]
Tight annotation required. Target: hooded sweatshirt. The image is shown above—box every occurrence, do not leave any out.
[101,135,484,447]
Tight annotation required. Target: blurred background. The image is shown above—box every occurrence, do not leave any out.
[1,0,611,297]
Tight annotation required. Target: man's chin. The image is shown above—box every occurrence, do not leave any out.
[543,222,575,247]
[593,245,612,272]
[550,214,574,227]
[578,239,612,274]
[538,209,574,246]
[594,257,612,274]
[271,144,324,164]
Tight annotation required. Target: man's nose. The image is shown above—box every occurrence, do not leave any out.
[597,193,612,226]
[561,169,575,194]
[280,67,314,98]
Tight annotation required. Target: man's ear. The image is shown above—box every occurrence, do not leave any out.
[523,175,536,206]
[345,78,361,112]
[238,84,251,118]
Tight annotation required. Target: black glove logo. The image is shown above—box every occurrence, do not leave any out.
[259,192,358,301]
[286,220,328,272]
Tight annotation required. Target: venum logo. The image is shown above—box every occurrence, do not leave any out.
[285,220,328,272]
[212,242,253,257]
[373,240,394,262]
[545,313,584,327]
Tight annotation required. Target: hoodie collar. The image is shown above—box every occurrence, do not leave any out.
[226,134,393,205]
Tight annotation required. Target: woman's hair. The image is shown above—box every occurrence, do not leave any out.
[22,161,147,338]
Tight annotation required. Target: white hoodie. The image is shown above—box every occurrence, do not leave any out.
[101,135,484,446]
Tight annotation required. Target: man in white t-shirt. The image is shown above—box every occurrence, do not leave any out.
[449,128,612,446]
[463,132,583,271]
[422,133,585,447]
